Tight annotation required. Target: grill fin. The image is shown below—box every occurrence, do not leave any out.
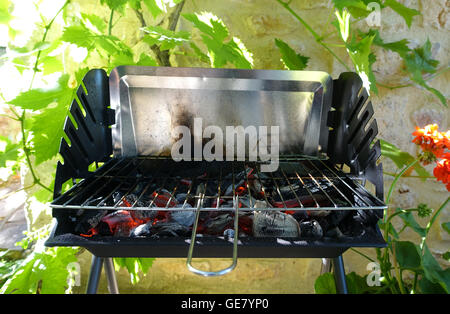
[327,72,384,215]
[54,69,114,199]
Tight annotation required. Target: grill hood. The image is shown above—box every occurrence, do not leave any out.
[109,66,333,159]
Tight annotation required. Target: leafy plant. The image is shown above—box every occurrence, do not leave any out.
[0,225,79,294]
[114,257,155,285]
[276,0,448,106]
[182,12,253,69]
[315,132,449,294]
[274,38,309,70]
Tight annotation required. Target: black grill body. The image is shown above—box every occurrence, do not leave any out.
[46,68,386,259]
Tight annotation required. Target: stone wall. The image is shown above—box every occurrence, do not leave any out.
[29,0,450,293]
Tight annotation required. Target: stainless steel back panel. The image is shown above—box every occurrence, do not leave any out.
[109,66,333,158]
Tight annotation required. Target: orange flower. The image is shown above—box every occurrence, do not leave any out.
[412,124,450,159]
[413,124,450,191]
[433,157,450,192]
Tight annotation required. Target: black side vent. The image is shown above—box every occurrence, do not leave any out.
[54,69,114,198]
[327,72,383,200]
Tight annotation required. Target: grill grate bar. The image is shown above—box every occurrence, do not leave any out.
[63,158,136,207]
[215,165,223,210]
[51,158,387,211]
[297,162,338,208]
[318,160,373,207]
[147,170,172,208]
[253,163,274,208]
[130,170,160,207]
[268,170,288,210]
[243,163,254,208]
[306,160,354,207]
[53,158,124,205]
[113,180,140,208]
[96,181,124,207]
[181,176,197,210]
[93,159,147,207]
[279,167,305,208]
[290,164,320,208]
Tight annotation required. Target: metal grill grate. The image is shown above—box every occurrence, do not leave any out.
[51,157,386,212]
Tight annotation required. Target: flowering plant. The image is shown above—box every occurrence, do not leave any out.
[314,126,450,294]
[412,124,450,191]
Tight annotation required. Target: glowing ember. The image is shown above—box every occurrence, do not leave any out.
[78,166,353,239]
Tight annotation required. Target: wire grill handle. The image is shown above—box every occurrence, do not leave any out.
[186,195,239,277]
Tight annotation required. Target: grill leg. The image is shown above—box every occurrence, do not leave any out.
[86,255,103,294]
[332,255,348,294]
[104,258,119,294]
[320,258,332,274]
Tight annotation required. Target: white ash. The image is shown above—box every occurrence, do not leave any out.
[253,211,300,237]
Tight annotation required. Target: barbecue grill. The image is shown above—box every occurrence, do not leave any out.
[45,66,387,294]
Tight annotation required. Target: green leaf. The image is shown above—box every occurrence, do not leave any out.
[81,13,107,33]
[274,38,309,70]
[404,39,438,74]
[402,39,446,107]
[74,67,90,86]
[8,75,71,111]
[345,272,369,294]
[394,240,421,270]
[61,25,95,48]
[137,257,155,274]
[143,0,166,18]
[346,33,377,93]
[40,56,63,76]
[142,25,190,50]
[333,9,377,93]
[442,222,450,234]
[397,209,426,237]
[0,0,11,25]
[62,24,132,58]
[384,0,420,28]
[109,52,157,71]
[100,0,129,13]
[1,247,78,294]
[136,53,158,66]
[30,86,75,165]
[32,185,53,203]
[183,12,253,69]
[0,258,21,287]
[314,272,336,294]
[361,29,411,55]
[18,75,76,165]
[0,135,19,168]
[189,42,209,63]
[418,276,447,294]
[114,258,154,284]
[380,139,430,179]
[333,0,371,18]
[128,0,142,10]
[184,12,229,41]
[421,244,450,293]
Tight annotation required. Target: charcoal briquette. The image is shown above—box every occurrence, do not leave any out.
[299,220,323,239]
[75,210,108,234]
